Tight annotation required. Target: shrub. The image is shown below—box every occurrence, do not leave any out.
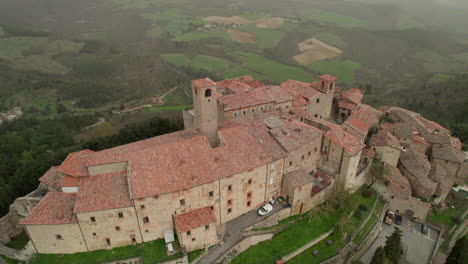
[359,204,368,211]
[362,190,373,198]
[451,216,462,224]
[354,210,363,220]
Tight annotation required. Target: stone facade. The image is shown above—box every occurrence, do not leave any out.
[25,224,87,254]
[373,145,401,167]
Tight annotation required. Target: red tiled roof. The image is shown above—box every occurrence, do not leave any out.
[337,89,363,105]
[22,192,78,225]
[343,115,370,136]
[269,120,323,152]
[59,150,94,177]
[60,175,81,187]
[39,166,63,190]
[174,206,216,233]
[384,163,411,199]
[192,78,216,88]
[362,148,375,159]
[413,134,429,146]
[399,150,431,178]
[284,168,314,188]
[308,117,365,155]
[319,74,337,81]
[369,131,401,150]
[337,100,357,110]
[219,85,293,111]
[74,171,132,213]
[280,79,320,100]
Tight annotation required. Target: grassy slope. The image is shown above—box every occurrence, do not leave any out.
[160,54,232,72]
[241,23,285,49]
[30,239,181,264]
[233,52,312,82]
[312,60,361,83]
[315,32,346,48]
[221,66,265,80]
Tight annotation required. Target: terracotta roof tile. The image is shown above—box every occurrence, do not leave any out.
[219,86,293,111]
[284,168,314,188]
[319,74,337,81]
[399,150,431,178]
[22,192,78,225]
[192,78,216,88]
[59,150,94,177]
[337,100,357,110]
[337,89,363,105]
[280,79,320,100]
[362,148,375,158]
[174,206,216,233]
[431,144,465,163]
[60,175,81,187]
[369,131,401,150]
[74,171,132,213]
[384,163,411,199]
[39,166,63,190]
[343,115,370,136]
[269,120,323,152]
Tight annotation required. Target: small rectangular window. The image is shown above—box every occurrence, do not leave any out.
[228,199,232,205]
[141,204,145,209]
[132,237,136,243]
[247,201,251,207]
[260,106,264,111]
[56,234,63,240]
[228,208,232,214]
[289,161,293,166]
[308,151,311,156]
[92,232,96,236]
[233,112,238,117]
[115,226,121,231]
[186,231,191,236]
[205,225,210,230]
[106,238,111,246]
[143,216,149,224]
[118,212,124,218]
[268,105,273,110]
[251,108,255,113]
[90,216,96,222]
[242,110,247,115]
[210,206,214,211]
[228,185,232,192]
[180,199,185,206]
[209,191,213,197]
[192,237,196,241]
[316,98,320,103]
[247,192,252,198]
[248,179,252,184]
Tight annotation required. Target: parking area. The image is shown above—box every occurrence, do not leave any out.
[360,216,439,264]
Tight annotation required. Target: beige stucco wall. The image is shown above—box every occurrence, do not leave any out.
[289,181,314,216]
[219,165,268,223]
[307,93,330,120]
[25,224,87,254]
[320,138,343,175]
[340,151,363,191]
[284,137,322,175]
[177,222,217,252]
[76,207,142,251]
[87,162,128,176]
[133,180,220,243]
[374,146,400,167]
[264,159,285,202]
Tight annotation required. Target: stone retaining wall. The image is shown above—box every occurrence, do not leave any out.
[214,233,273,264]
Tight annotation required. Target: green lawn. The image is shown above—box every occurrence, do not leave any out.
[232,52,312,82]
[30,239,181,264]
[146,26,164,38]
[353,198,383,245]
[187,249,204,263]
[6,231,30,249]
[231,188,376,264]
[161,54,232,72]
[241,23,285,48]
[0,254,22,264]
[315,32,346,48]
[220,66,265,81]
[309,11,366,28]
[288,233,345,264]
[428,73,454,84]
[311,60,361,83]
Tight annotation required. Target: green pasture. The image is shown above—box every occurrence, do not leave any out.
[311,60,361,83]
[221,66,265,81]
[315,32,345,48]
[232,52,312,83]
[428,73,454,84]
[240,23,285,48]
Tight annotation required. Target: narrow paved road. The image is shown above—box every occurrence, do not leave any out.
[196,203,285,264]
[85,117,105,130]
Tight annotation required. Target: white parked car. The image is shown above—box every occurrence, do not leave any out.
[258,203,273,216]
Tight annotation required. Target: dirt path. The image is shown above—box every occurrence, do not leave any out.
[85,117,105,130]
[160,87,177,100]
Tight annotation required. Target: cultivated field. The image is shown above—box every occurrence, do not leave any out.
[161,54,233,72]
[294,38,343,65]
[203,16,252,25]
[227,29,256,44]
[255,17,284,29]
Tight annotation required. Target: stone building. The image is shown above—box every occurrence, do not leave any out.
[369,130,402,167]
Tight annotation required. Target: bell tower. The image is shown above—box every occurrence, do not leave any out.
[192,78,221,148]
[317,74,336,94]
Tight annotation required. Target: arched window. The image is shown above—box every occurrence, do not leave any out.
[205,89,212,97]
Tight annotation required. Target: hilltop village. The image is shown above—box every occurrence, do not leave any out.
[18,75,467,256]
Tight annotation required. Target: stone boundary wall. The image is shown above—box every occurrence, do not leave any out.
[214,233,273,264]
[244,207,291,231]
